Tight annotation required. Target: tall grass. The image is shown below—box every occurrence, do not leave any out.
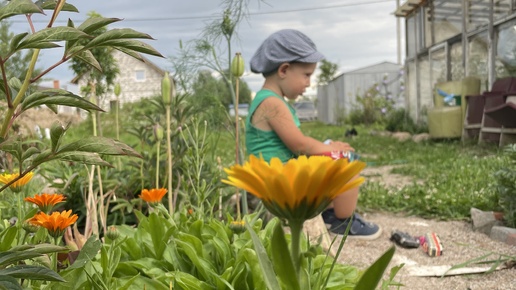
[215,122,505,220]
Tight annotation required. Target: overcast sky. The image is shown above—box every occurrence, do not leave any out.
[9,0,405,94]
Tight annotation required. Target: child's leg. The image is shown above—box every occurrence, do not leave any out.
[330,181,359,219]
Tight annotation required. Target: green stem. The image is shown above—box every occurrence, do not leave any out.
[0,49,40,138]
[52,236,60,272]
[156,142,160,188]
[289,220,304,277]
[166,106,173,215]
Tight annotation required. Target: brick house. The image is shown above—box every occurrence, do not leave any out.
[72,49,169,111]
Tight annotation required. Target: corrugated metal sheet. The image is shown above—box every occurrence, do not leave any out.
[317,61,404,124]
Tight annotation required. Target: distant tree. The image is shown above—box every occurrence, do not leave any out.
[70,11,119,106]
[70,11,119,136]
[0,21,41,98]
[317,59,339,85]
[190,70,251,126]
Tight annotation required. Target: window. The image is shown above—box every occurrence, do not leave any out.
[135,70,145,81]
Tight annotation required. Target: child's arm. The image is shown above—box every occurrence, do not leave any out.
[256,97,353,155]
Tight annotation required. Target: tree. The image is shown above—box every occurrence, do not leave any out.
[70,11,119,136]
[317,59,339,85]
[70,11,119,108]
[0,21,41,99]
[190,69,251,126]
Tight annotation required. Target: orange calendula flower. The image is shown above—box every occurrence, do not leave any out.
[25,193,66,213]
[28,210,78,238]
[0,172,34,193]
[222,155,366,221]
[139,188,167,205]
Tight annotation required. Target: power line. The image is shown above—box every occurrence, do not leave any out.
[10,0,393,23]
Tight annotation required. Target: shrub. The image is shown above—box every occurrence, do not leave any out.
[385,108,427,134]
[494,144,516,227]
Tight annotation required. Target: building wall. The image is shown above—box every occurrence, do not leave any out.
[317,62,403,124]
[77,50,165,111]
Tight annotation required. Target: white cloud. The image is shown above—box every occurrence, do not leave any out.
[8,0,404,93]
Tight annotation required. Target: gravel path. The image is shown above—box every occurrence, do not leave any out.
[331,212,516,290]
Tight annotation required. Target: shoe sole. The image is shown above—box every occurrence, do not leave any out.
[324,223,383,241]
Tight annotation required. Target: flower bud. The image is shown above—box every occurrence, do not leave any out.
[229,220,246,234]
[231,53,245,78]
[23,221,39,233]
[106,225,120,241]
[114,83,121,97]
[153,124,164,142]
[161,72,175,105]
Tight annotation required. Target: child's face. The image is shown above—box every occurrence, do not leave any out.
[281,62,317,100]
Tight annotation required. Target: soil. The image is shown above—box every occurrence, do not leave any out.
[331,166,516,290]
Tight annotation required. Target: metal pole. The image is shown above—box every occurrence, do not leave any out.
[397,0,402,65]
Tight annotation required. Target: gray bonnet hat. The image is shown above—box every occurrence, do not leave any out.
[250,29,325,74]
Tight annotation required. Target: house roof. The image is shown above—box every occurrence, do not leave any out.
[395,0,512,25]
[333,61,402,79]
[70,49,166,84]
[394,0,426,17]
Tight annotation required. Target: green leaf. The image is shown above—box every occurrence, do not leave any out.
[21,147,40,162]
[30,149,53,167]
[9,33,28,52]
[0,227,17,252]
[0,265,65,282]
[354,246,395,290]
[84,28,154,47]
[50,122,66,152]
[77,17,121,34]
[271,223,300,290]
[0,275,23,290]
[21,89,102,112]
[71,49,102,72]
[0,0,43,22]
[16,27,90,50]
[244,222,281,290]
[67,236,102,270]
[57,136,142,158]
[38,0,79,12]
[101,39,163,58]
[54,151,112,167]
[0,251,43,268]
[28,243,69,255]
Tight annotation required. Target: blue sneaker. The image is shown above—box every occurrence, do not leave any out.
[322,208,382,240]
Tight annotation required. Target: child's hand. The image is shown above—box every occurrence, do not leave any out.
[327,141,354,152]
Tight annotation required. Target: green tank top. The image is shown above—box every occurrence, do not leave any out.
[245,89,300,163]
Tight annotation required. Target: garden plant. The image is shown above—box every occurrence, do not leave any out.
[0,0,401,289]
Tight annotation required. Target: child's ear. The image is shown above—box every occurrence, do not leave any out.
[278,63,290,78]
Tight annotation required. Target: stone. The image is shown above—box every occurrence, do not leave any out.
[490,226,516,244]
[412,133,431,143]
[470,207,503,235]
[391,132,412,142]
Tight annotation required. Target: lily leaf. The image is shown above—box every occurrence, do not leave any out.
[57,136,142,158]
[9,32,28,53]
[0,0,43,22]
[53,151,112,167]
[37,0,79,12]
[71,50,102,72]
[50,122,66,152]
[0,275,23,290]
[354,246,395,290]
[16,27,90,50]
[21,89,102,112]
[77,17,121,34]
[0,265,65,282]
[99,39,163,58]
[84,28,154,48]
